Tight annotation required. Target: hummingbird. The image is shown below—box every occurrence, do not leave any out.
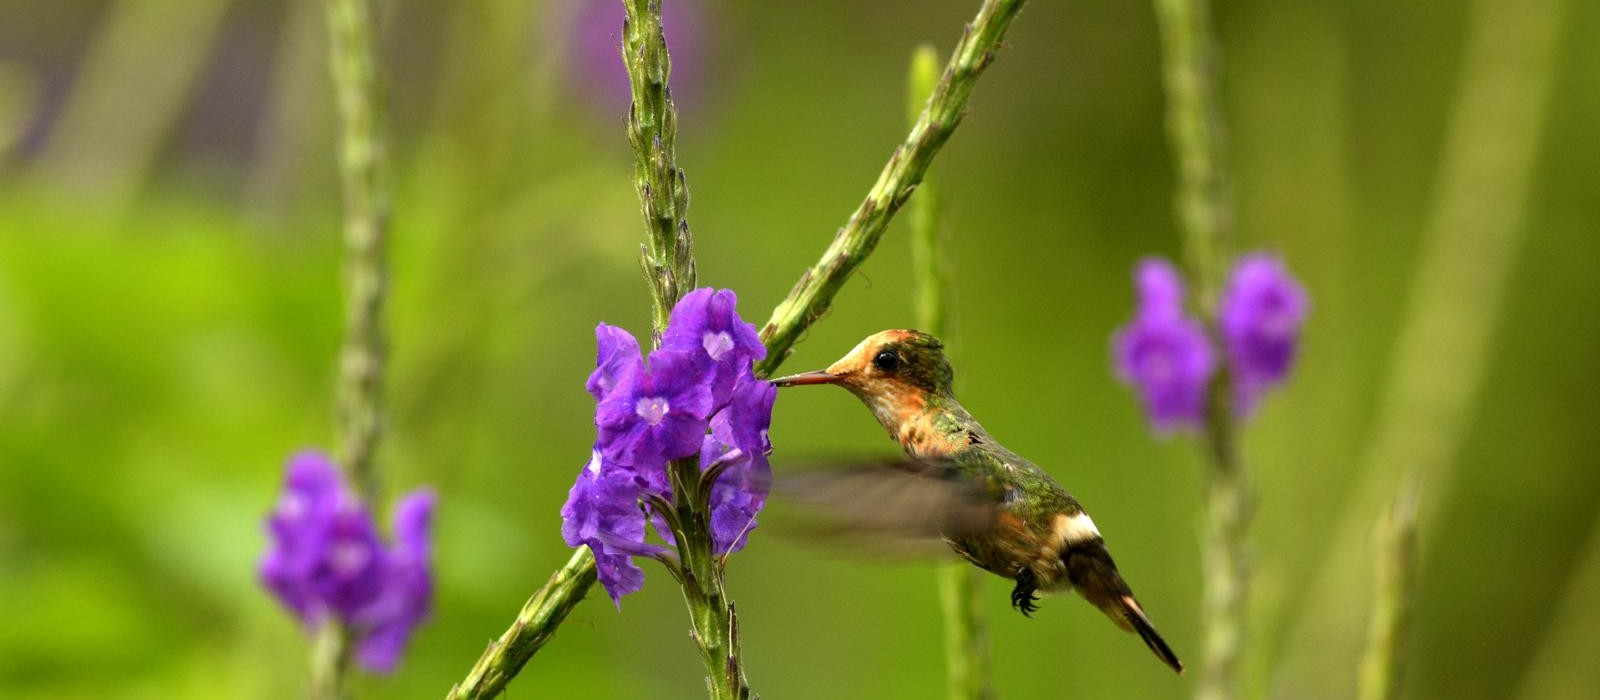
[772,329,1183,673]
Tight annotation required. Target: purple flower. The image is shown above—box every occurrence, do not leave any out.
[560,448,661,605]
[1112,259,1216,432]
[1135,256,1186,314]
[699,434,771,555]
[596,349,713,470]
[711,371,776,457]
[311,495,390,621]
[1220,253,1308,415]
[259,451,436,673]
[564,287,777,604]
[587,323,643,400]
[662,288,766,408]
[353,490,435,673]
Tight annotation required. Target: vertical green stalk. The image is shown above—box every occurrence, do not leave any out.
[908,46,947,342]
[1152,0,1233,316]
[623,0,696,331]
[1151,0,1245,698]
[318,0,390,696]
[620,1,744,697]
[1358,477,1420,700]
[309,623,353,700]
[329,0,391,504]
[908,44,992,700]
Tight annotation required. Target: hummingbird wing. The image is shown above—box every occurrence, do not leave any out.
[772,456,1003,553]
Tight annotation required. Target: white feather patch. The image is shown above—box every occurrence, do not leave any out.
[1054,512,1102,545]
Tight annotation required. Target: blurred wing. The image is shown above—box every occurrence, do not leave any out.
[771,456,1002,557]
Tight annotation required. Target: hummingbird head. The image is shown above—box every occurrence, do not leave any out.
[771,329,954,400]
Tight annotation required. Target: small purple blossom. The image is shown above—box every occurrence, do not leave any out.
[1112,259,1216,432]
[262,452,344,622]
[700,434,771,555]
[560,448,659,605]
[354,490,436,672]
[563,287,776,605]
[586,323,643,400]
[312,496,390,620]
[662,288,767,408]
[1220,254,1309,415]
[1135,256,1186,313]
[1111,254,1309,432]
[705,374,776,554]
[711,371,776,458]
[259,451,435,673]
[596,349,714,470]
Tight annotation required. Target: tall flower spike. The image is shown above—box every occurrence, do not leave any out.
[1112,258,1216,432]
[596,349,714,470]
[662,288,766,408]
[1220,253,1309,416]
[566,0,708,117]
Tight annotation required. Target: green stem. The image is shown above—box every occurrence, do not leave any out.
[907,44,947,343]
[668,457,752,700]
[1358,477,1420,700]
[444,549,600,700]
[328,0,390,505]
[1197,376,1247,700]
[316,0,390,696]
[618,1,747,695]
[442,2,1034,696]
[937,564,991,700]
[309,623,353,700]
[1152,0,1233,318]
[755,0,1028,375]
[623,0,696,330]
[1151,0,1245,698]
[907,43,992,700]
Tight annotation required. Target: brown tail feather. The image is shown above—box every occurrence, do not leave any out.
[1064,539,1185,674]
[1120,594,1184,674]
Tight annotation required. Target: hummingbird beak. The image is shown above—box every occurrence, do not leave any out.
[770,370,841,387]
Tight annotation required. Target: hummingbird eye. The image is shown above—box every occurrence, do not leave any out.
[873,349,901,373]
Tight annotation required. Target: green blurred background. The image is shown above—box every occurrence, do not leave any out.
[2,0,1597,698]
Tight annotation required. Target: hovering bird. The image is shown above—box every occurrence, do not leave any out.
[772,329,1183,673]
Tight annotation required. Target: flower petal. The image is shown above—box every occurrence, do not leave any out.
[1220,253,1309,415]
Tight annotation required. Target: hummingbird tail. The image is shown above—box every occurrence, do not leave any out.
[1064,539,1185,674]
[1118,594,1184,674]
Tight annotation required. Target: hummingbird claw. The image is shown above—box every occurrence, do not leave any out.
[1010,570,1040,617]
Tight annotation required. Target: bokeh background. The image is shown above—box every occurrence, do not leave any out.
[2,0,1597,698]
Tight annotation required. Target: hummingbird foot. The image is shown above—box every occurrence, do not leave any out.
[1010,570,1040,617]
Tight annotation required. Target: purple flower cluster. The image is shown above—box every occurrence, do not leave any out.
[260,452,435,673]
[563,288,775,606]
[1113,253,1308,432]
